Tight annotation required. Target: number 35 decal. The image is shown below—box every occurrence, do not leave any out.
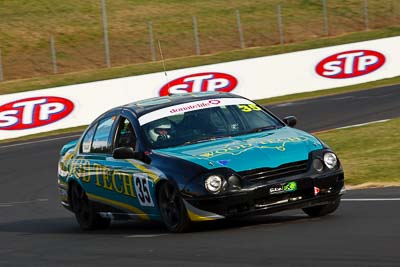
[238,104,262,112]
[134,173,154,207]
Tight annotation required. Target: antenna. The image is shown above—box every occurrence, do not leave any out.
[158,40,171,91]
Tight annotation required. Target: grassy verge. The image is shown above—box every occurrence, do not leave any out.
[1,0,400,80]
[316,118,400,186]
[1,26,400,95]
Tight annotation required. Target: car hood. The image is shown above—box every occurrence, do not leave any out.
[154,127,323,172]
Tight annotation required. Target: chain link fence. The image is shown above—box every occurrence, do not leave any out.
[0,0,399,82]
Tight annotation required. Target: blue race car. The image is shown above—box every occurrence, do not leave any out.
[58,92,345,232]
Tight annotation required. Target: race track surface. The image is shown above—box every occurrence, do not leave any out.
[267,84,400,132]
[0,85,399,266]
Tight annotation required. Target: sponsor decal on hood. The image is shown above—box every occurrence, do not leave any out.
[193,136,309,159]
[155,127,323,172]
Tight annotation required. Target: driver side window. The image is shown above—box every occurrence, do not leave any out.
[115,117,137,150]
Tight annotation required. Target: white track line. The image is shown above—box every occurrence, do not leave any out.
[274,102,294,107]
[0,198,48,207]
[342,198,400,201]
[335,119,390,130]
[0,135,81,149]
[125,234,169,238]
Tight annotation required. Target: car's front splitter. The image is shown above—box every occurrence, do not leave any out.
[184,173,344,219]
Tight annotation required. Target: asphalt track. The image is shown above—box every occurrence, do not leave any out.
[267,84,400,132]
[0,85,399,266]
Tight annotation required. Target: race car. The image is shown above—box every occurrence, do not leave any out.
[57,92,345,232]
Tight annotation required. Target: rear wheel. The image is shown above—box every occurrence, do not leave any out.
[302,196,341,217]
[158,182,191,233]
[70,183,111,230]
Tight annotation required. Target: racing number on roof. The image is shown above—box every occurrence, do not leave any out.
[134,173,154,207]
[238,104,261,112]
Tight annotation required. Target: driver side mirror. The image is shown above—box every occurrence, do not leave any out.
[112,147,145,161]
[283,116,297,127]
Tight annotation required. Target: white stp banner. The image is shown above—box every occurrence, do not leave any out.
[1,36,400,140]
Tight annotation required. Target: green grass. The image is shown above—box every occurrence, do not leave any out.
[1,0,400,81]
[1,26,400,95]
[316,118,400,186]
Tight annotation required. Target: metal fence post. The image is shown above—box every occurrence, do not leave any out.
[363,0,369,30]
[101,0,111,68]
[236,10,245,49]
[322,0,329,36]
[0,49,3,81]
[148,21,156,61]
[193,15,201,55]
[277,4,284,45]
[50,35,58,74]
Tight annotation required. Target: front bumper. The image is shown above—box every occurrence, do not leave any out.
[185,172,344,218]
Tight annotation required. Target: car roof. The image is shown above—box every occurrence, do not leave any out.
[123,92,243,118]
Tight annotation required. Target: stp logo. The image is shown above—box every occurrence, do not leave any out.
[0,96,74,130]
[316,50,385,79]
[159,72,238,96]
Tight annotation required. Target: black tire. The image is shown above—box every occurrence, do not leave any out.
[302,196,341,217]
[70,183,111,230]
[158,182,191,233]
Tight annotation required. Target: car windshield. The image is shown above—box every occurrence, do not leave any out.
[140,99,283,149]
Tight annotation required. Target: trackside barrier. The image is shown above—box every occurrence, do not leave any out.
[1,36,400,140]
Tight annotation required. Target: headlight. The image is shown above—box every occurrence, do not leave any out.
[323,152,337,169]
[205,175,224,194]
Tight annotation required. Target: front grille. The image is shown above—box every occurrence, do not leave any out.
[239,160,308,182]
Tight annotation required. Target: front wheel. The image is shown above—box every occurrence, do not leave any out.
[70,183,111,230]
[302,196,341,217]
[158,182,191,233]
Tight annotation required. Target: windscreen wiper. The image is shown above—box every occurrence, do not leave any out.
[246,125,281,134]
[181,135,229,146]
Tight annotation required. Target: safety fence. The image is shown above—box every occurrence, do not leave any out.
[0,0,399,81]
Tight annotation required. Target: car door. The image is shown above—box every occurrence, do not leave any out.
[104,115,162,220]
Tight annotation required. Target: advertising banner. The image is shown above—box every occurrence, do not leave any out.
[1,36,400,140]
